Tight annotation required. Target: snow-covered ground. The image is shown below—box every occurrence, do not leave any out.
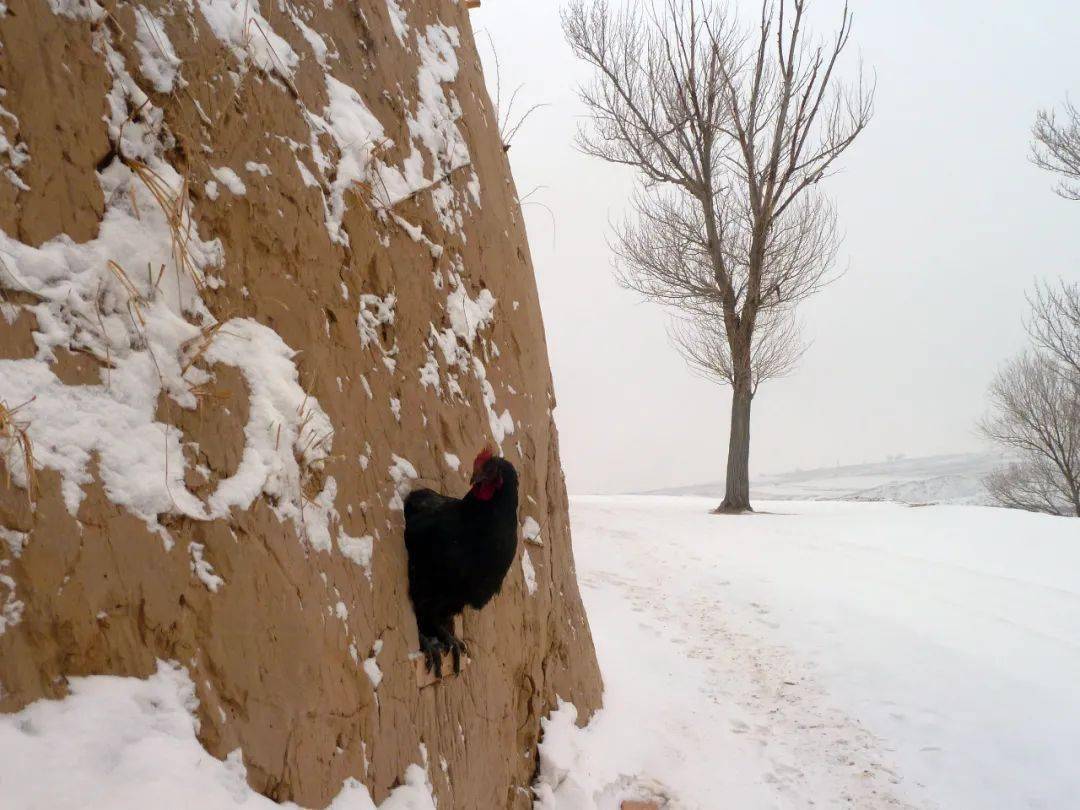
[537,496,1080,810]
[645,453,1008,506]
[0,662,437,810]
[6,496,1077,809]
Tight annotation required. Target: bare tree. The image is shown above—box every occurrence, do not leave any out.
[670,305,806,392]
[1028,280,1080,379]
[562,0,873,512]
[1032,97,1080,200]
[980,352,1080,518]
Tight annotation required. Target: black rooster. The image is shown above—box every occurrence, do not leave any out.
[403,448,519,677]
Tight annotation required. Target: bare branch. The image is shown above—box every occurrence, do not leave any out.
[1027,279,1080,379]
[670,305,807,392]
[480,29,549,151]
[1032,97,1080,201]
[980,352,1080,517]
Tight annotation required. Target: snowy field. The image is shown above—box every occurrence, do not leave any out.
[536,496,1080,810]
[645,454,1007,506]
[5,497,1078,810]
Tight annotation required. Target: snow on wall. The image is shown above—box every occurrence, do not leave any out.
[0,558,22,636]
[363,639,384,689]
[288,0,515,452]
[385,0,409,46]
[388,455,418,512]
[210,166,247,195]
[522,516,542,546]
[288,7,337,69]
[0,1,338,572]
[338,529,375,578]
[2,0,516,602]
[357,293,398,356]
[410,22,474,232]
[0,87,30,191]
[0,661,438,809]
[521,548,537,596]
[197,0,299,81]
[133,9,182,93]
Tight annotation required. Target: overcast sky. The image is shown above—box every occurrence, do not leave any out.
[471,1,1080,495]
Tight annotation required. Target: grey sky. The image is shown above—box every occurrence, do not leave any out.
[472,1,1080,494]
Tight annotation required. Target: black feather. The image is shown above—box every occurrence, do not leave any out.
[403,457,519,676]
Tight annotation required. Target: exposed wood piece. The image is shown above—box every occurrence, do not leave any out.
[413,651,471,689]
[413,617,469,688]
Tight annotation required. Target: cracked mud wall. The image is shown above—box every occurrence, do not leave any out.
[0,0,602,807]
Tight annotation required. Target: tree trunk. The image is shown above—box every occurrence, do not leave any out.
[717,378,754,514]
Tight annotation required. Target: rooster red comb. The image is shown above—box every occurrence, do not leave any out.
[472,447,495,472]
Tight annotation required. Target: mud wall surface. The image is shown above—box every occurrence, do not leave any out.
[0,0,602,806]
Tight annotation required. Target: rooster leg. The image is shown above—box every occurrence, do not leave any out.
[435,621,467,675]
[418,632,445,678]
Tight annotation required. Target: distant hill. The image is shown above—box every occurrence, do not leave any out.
[644,452,1010,506]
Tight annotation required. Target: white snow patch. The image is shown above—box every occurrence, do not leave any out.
[385,0,409,46]
[290,12,337,68]
[0,163,221,533]
[210,166,246,195]
[188,542,223,592]
[201,320,335,542]
[0,560,23,636]
[446,281,495,346]
[0,661,437,809]
[311,76,391,246]
[0,88,30,192]
[466,172,481,207]
[473,356,514,447]
[521,548,537,596]
[418,349,441,392]
[297,19,473,243]
[443,453,460,472]
[134,10,182,93]
[390,213,444,258]
[363,639,384,689]
[521,516,542,546]
[0,526,28,558]
[388,455,417,512]
[244,161,272,177]
[295,158,319,188]
[357,293,396,351]
[337,531,374,579]
[197,0,299,82]
[410,24,471,232]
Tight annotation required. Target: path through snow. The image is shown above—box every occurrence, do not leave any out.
[537,497,1080,809]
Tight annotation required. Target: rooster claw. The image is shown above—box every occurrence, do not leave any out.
[419,634,445,679]
[447,638,465,675]
[436,629,467,675]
